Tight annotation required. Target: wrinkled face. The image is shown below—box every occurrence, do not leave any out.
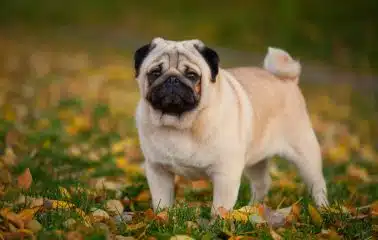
[134,38,219,118]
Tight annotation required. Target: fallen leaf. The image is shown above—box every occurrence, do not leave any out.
[346,164,371,182]
[156,211,169,224]
[63,218,77,229]
[191,180,210,192]
[18,207,42,224]
[44,200,75,209]
[66,231,83,240]
[370,200,378,216]
[145,208,155,220]
[319,229,342,240]
[170,235,195,240]
[127,222,146,231]
[217,206,230,219]
[135,190,150,202]
[308,204,323,227]
[291,203,301,219]
[59,187,71,199]
[263,206,290,228]
[229,210,248,223]
[17,168,32,190]
[26,219,42,233]
[270,227,283,240]
[2,147,17,166]
[105,199,124,216]
[90,208,110,222]
[0,208,24,229]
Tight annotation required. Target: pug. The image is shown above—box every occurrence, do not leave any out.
[134,37,329,215]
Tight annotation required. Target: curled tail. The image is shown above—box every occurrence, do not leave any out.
[263,47,301,83]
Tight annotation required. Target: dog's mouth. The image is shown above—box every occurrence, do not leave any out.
[146,78,199,116]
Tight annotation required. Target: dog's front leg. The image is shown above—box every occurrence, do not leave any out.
[210,164,243,216]
[145,161,175,212]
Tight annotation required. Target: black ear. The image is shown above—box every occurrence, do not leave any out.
[196,46,219,82]
[134,43,153,77]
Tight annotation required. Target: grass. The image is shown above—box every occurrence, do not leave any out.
[0,37,378,240]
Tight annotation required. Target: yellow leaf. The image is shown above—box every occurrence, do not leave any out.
[308,204,322,227]
[59,187,71,199]
[370,200,378,216]
[0,208,24,229]
[18,207,42,224]
[111,139,129,154]
[346,164,371,182]
[170,235,195,240]
[273,178,297,190]
[74,208,91,227]
[135,190,150,202]
[44,200,75,209]
[270,227,282,240]
[327,145,350,163]
[17,168,33,190]
[42,140,51,149]
[359,145,376,162]
[230,210,248,222]
[127,222,146,231]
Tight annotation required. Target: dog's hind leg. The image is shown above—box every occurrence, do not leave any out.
[283,125,329,208]
[243,160,271,205]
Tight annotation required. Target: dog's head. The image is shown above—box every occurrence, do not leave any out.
[134,37,219,127]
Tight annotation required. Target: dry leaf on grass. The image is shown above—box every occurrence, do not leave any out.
[134,190,150,202]
[17,168,32,190]
[0,208,24,229]
[156,211,169,224]
[170,235,195,240]
[346,164,371,182]
[191,180,210,192]
[18,207,42,224]
[308,204,323,227]
[270,227,283,240]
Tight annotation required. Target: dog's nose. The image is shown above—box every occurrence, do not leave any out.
[166,76,180,86]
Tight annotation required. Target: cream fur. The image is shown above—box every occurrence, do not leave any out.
[135,38,328,215]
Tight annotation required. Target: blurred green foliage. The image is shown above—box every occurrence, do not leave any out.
[0,0,377,72]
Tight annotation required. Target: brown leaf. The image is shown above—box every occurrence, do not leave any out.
[18,207,42,224]
[17,168,33,190]
[269,227,283,240]
[5,130,19,147]
[3,147,17,166]
[370,200,378,216]
[0,208,24,229]
[217,206,230,219]
[191,180,210,192]
[134,190,150,202]
[291,203,301,219]
[66,231,84,240]
[2,232,30,240]
[346,164,371,182]
[156,211,169,224]
[145,208,155,220]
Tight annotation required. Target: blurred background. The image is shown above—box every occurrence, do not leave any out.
[1,2,378,237]
[0,0,378,193]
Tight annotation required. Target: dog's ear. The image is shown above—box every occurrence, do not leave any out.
[134,43,153,77]
[195,45,220,82]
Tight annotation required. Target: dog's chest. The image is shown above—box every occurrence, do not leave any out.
[145,129,217,179]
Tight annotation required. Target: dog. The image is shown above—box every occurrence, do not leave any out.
[134,37,329,215]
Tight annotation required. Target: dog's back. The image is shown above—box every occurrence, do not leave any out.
[226,48,308,157]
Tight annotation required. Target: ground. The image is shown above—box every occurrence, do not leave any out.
[0,36,378,240]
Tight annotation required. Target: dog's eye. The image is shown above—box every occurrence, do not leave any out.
[149,69,161,78]
[186,71,198,81]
